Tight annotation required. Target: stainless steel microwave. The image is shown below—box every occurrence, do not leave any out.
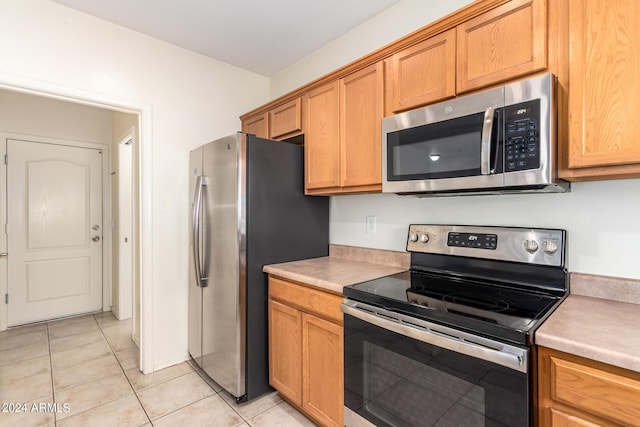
[382,73,569,195]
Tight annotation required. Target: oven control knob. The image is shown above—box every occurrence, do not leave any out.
[419,233,430,243]
[523,239,539,254]
[543,240,558,254]
[409,233,419,242]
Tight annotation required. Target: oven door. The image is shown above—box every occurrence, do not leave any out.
[342,300,530,427]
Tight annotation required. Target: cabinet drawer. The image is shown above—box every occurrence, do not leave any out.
[268,276,343,325]
[549,355,640,426]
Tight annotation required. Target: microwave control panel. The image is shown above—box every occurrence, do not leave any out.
[504,99,541,172]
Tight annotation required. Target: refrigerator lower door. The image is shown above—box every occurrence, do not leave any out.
[188,147,203,368]
[201,135,246,399]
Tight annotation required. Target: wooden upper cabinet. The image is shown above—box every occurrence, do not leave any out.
[457,0,547,94]
[386,28,456,115]
[340,62,384,191]
[242,112,268,139]
[269,98,302,140]
[560,0,640,179]
[303,81,341,192]
[304,62,383,195]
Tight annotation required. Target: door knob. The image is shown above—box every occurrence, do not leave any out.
[92,236,101,242]
[92,225,100,230]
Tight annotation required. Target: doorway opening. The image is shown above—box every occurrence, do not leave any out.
[0,84,151,373]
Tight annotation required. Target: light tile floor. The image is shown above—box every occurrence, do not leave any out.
[0,312,316,426]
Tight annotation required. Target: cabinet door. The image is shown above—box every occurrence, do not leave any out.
[269,98,302,140]
[340,62,383,191]
[386,28,456,114]
[546,408,604,427]
[268,299,302,406]
[538,347,640,427]
[242,112,268,138]
[565,0,640,173]
[457,0,547,93]
[303,81,341,192]
[302,313,344,427]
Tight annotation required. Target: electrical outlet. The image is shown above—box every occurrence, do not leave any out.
[366,215,376,234]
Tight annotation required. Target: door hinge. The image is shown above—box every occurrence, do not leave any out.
[4,294,7,304]
[3,154,6,165]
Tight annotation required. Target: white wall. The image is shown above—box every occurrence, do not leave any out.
[0,0,270,370]
[0,89,113,142]
[331,182,640,280]
[272,0,640,282]
[270,0,472,97]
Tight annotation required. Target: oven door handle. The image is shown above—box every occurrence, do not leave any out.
[480,106,495,175]
[341,300,528,373]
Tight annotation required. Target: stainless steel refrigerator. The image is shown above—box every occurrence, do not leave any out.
[189,132,329,402]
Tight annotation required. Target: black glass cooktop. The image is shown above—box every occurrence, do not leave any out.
[343,270,564,346]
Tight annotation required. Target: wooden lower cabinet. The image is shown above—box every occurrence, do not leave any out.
[302,313,344,426]
[269,299,302,406]
[538,346,640,426]
[268,276,344,426]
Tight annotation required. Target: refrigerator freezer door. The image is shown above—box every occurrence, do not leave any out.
[188,147,204,368]
[201,135,246,398]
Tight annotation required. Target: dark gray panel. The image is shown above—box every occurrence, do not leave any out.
[244,134,329,401]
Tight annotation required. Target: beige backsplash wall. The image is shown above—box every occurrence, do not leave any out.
[329,178,640,281]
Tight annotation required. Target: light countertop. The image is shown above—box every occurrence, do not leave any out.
[265,249,640,374]
[263,244,409,295]
[535,273,640,373]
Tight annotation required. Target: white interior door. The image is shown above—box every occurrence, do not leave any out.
[7,139,103,326]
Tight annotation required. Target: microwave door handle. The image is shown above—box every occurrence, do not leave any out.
[480,107,495,175]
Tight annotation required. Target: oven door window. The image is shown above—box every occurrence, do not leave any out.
[386,112,487,181]
[344,314,529,427]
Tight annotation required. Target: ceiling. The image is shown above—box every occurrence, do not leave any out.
[50,0,402,77]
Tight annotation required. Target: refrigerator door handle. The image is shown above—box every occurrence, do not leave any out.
[192,175,208,287]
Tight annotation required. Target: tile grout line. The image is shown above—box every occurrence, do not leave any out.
[187,360,251,423]
[45,322,58,426]
[94,312,154,426]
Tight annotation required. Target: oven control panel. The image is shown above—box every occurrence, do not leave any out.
[407,224,565,267]
[447,232,497,250]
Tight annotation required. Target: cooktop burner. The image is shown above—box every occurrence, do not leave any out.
[441,293,510,312]
[343,225,568,346]
[346,270,560,333]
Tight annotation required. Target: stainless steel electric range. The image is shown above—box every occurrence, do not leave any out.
[342,224,568,427]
